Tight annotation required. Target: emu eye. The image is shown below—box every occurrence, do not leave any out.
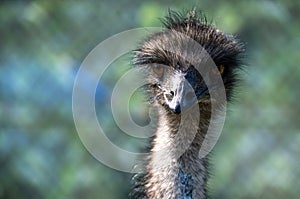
[152,65,164,77]
[211,64,225,75]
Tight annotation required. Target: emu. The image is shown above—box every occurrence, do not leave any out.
[130,9,243,199]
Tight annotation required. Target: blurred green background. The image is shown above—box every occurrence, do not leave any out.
[1,0,300,199]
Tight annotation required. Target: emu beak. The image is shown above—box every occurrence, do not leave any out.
[164,78,199,114]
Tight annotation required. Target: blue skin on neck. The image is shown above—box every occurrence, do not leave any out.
[178,169,194,199]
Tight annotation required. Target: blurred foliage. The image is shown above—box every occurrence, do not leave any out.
[1,0,300,199]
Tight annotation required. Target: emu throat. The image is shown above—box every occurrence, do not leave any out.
[144,107,209,199]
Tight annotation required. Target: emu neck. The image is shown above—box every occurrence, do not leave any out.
[145,107,209,199]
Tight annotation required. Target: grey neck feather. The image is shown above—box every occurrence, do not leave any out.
[178,168,194,199]
[145,106,208,199]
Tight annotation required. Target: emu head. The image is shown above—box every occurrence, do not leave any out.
[134,11,243,114]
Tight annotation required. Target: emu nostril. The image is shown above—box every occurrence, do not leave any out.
[165,93,173,101]
[185,91,195,101]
